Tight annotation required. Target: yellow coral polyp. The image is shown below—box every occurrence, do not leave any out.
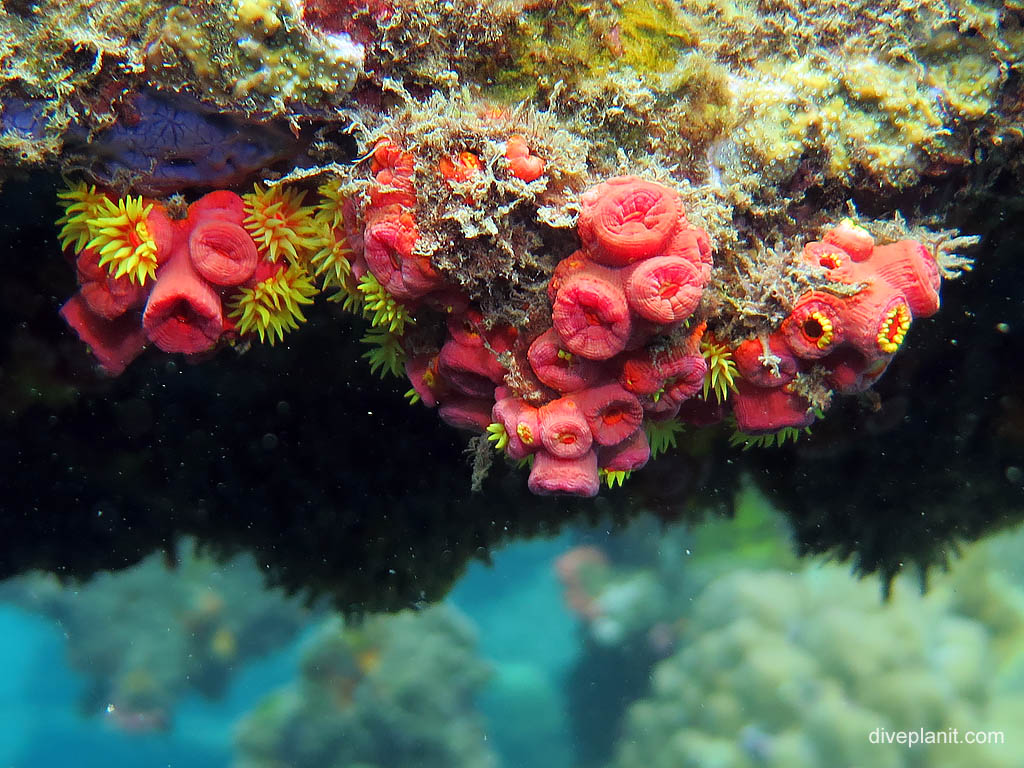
[86,195,160,285]
[876,302,912,354]
[243,184,319,265]
[310,221,354,292]
[808,311,835,350]
[516,422,535,445]
[315,178,349,230]
[729,424,811,451]
[487,422,510,452]
[599,469,630,489]
[701,336,738,403]
[228,264,317,345]
[56,181,109,253]
[644,419,684,459]
[361,329,406,378]
[357,274,414,335]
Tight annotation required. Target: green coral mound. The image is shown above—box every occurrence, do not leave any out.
[235,606,496,768]
[610,557,1024,768]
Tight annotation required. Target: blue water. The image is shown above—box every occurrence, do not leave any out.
[0,536,578,768]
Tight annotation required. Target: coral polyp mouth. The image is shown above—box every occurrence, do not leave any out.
[616,189,662,226]
[802,311,835,350]
[876,301,912,354]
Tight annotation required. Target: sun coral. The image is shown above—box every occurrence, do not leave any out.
[504,135,546,182]
[87,195,161,286]
[228,263,318,345]
[56,182,108,253]
[700,336,737,403]
[242,184,319,264]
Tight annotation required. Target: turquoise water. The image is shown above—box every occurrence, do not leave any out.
[4,505,1024,768]
[0,536,578,768]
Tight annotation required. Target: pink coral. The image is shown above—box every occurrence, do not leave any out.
[578,176,683,265]
[528,449,600,497]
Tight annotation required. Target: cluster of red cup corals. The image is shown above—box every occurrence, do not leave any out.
[60,191,296,375]
[57,130,945,499]
[729,220,941,434]
[395,162,714,496]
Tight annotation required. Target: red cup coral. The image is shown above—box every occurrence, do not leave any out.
[142,247,224,355]
[578,176,683,266]
[528,449,600,498]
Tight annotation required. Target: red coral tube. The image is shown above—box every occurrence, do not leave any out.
[405,354,442,407]
[822,219,874,262]
[142,249,224,355]
[364,211,441,301]
[547,251,590,303]
[823,348,891,394]
[840,287,913,360]
[574,382,643,446]
[732,334,797,388]
[599,429,650,473]
[438,338,503,398]
[370,139,416,210]
[552,273,631,361]
[505,135,545,182]
[60,295,147,376]
[780,292,845,360]
[871,240,941,318]
[80,275,147,320]
[538,397,593,459]
[731,380,814,434]
[528,328,604,393]
[623,255,704,324]
[188,221,259,287]
[619,351,665,396]
[438,396,493,433]
[528,448,599,497]
[579,177,681,266]
[492,396,542,460]
[77,249,148,319]
[190,190,247,223]
[662,356,707,405]
[803,240,853,273]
